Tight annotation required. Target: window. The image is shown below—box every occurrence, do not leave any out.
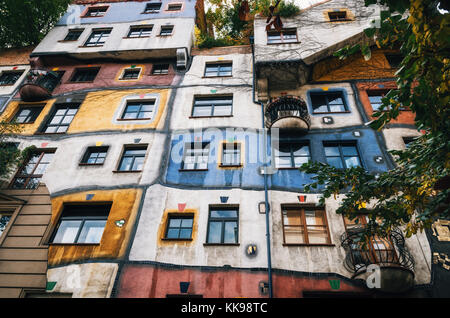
[167,3,182,11]
[181,142,210,170]
[324,142,362,169]
[12,105,44,124]
[328,11,350,22]
[0,211,13,238]
[0,71,24,86]
[402,137,417,148]
[10,151,54,189]
[152,64,169,75]
[310,91,348,113]
[127,25,153,38]
[51,204,111,244]
[220,142,242,167]
[42,104,79,134]
[84,29,111,47]
[144,2,162,13]
[83,6,108,17]
[274,141,310,169]
[204,63,232,77]
[63,29,84,41]
[118,145,147,171]
[120,100,155,120]
[165,214,194,239]
[120,68,142,80]
[70,68,99,82]
[367,91,387,111]
[80,146,109,165]
[191,96,233,117]
[159,26,174,36]
[385,54,403,68]
[282,206,331,244]
[267,29,297,44]
[206,207,239,244]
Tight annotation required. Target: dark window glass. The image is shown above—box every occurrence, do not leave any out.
[160,26,174,36]
[42,104,79,134]
[120,68,141,80]
[70,68,99,82]
[328,11,349,21]
[282,207,331,244]
[310,91,347,113]
[385,54,403,68]
[0,71,24,86]
[84,29,111,47]
[84,6,108,17]
[274,141,310,168]
[204,63,232,77]
[167,3,182,11]
[51,204,111,244]
[0,212,13,238]
[368,92,385,111]
[324,142,361,169]
[81,146,108,165]
[152,64,169,75]
[267,29,297,44]
[192,96,233,117]
[207,207,239,244]
[403,137,417,148]
[165,215,193,239]
[144,2,162,13]
[118,146,147,171]
[12,106,43,124]
[64,29,84,41]
[221,143,241,167]
[121,100,155,120]
[127,26,153,38]
[182,142,210,170]
[10,151,55,189]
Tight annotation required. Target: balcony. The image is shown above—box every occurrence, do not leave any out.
[341,228,415,293]
[19,70,60,102]
[265,95,311,131]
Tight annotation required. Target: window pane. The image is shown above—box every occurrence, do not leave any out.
[179,229,192,239]
[210,210,237,218]
[224,221,238,243]
[275,156,292,168]
[327,157,343,168]
[294,156,309,166]
[167,228,180,239]
[307,228,329,244]
[344,156,361,168]
[119,157,133,171]
[311,94,327,112]
[192,106,212,117]
[292,144,310,156]
[283,210,302,226]
[207,221,222,243]
[341,146,358,156]
[213,105,232,116]
[77,220,107,243]
[284,226,305,244]
[0,214,12,236]
[53,220,82,243]
[324,146,340,157]
[132,157,145,171]
[169,218,181,227]
[181,218,193,228]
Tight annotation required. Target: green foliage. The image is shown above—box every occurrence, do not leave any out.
[0,0,71,48]
[197,34,234,49]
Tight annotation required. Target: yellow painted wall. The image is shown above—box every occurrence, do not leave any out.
[48,188,142,267]
[312,50,397,82]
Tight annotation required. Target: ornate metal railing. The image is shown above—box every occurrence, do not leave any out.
[265,95,311,130]
[341,228,415,275]
[19,69,60,101]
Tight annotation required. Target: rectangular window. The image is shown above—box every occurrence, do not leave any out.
[0,211,13,238]
[207,207,239,244]
[10,150,55,189]
[152,64,169,75]
[165,214,193,239]
[191,96,233,117]
[70,68,99,82]
[328,11,349,22]
[402,137,417,148]
[51,204,111,244]
[84,29,111,47]
[0,71,24,86]
[204,62,232,77]
[310,91,348,113]
[83,6,108,17]
[120,68,142,80]
[63,29,84,41]
[80,146,109,165]
[220,142,242,167]
[159,26,174,36]
[385,54,403,68]
[42,104,79,134]
[121,100,155,120]
[367,91,386,111]
[282,206,331,245]
[324,141,362,169]
[118,145,147,171]
[181,142,210,171]
[12,105,44,124]
[167,3,182,11]
[267,29,297,44]
[127,25,153,38]
[274,141,310,169]
[144,2,162,13]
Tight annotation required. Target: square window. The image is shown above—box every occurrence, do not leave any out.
[12,105,44,124]
[328,11,349,22]
[120,68,142,80]
[324,141,361,169]
[167,3,182,11]
[118,145,147,171]
[10,150,55,189]
[83,6,108,17]
[127,25,153,38]
[160,26,174,36]
[274,139,310,169]
[121,100,155,120]
[70,68,99,82]
[181,142,210,170]
[0,71,24,86]
[220,142,242,167]
[192,96,233,117]
[165,214,194,239]
[204,63,232,77]
[310,91,347,113]
[51,204,111,244]
[152,64,169,75]
[207,207,239,244]
[80,146,109,165]
[42,104,79,134]
[63,29,84,41]
[144,2,162,13]
[84,29,111,47]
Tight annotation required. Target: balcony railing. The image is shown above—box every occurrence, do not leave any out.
[19,70,60,102]
[265,95,311,131]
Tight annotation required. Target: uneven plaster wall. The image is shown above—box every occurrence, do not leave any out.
[381,127,422,151]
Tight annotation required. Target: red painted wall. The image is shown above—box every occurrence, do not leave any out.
[116,264,365,298]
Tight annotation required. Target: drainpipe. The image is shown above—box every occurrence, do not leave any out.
[250,36,273,298]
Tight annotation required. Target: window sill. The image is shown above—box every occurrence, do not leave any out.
[202,76,233,79]
[58,40,78,43]
[312,111,351,115]
[266,41,301,45]
[79,163,104,167]
[189,115,233,119]
[112,170,142,173]
[68,81,95,84]
[79,45,105,48]
[276,167,302,170]
[219,164,243,169]
[161,238,193,242]
[203,243,240,247]
[34,132,66,135]
[179,169,209,172]
[48,243,101,246]
[282,243,335,247]
[116,118,152,121]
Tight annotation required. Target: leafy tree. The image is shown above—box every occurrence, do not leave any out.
[0,0,71,48]
[300,0,449,239]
